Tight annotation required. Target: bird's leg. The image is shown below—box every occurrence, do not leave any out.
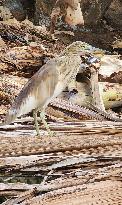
[40,110,54,137]
[33,110,40,137]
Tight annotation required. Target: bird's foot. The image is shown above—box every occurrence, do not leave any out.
[39,111,56,137]
[35,130,56,138]
[47,130,56,137]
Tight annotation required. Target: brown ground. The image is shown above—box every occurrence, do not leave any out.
[29,181,122,205]
[0,120,122,204]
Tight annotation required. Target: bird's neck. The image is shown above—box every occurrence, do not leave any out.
[56,54,81,85]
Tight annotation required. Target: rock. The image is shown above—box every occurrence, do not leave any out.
[65,3,84,26]
[34,0,116,30]
[3,0,26,21]
[80,0,113,26]
[34,0,84,30]
[99,55,122,84]
[104,0,122,29]
[2,0,120,30]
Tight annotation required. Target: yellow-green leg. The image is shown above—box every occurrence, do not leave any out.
[33,110,40,137]
[40,111,54,137]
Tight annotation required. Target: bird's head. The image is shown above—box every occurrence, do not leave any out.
[62,41,92,56]
[62,41,105,58]
[61,41,101,69]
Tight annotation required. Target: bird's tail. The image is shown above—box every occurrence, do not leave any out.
[0,93,39,126]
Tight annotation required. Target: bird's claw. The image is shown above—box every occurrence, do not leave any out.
[48,130,56,137]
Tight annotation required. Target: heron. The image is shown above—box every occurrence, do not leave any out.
[2,41,92,136]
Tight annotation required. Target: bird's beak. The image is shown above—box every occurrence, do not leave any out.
[79,52,101,73]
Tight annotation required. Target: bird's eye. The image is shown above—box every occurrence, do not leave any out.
[87,57,100,64]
